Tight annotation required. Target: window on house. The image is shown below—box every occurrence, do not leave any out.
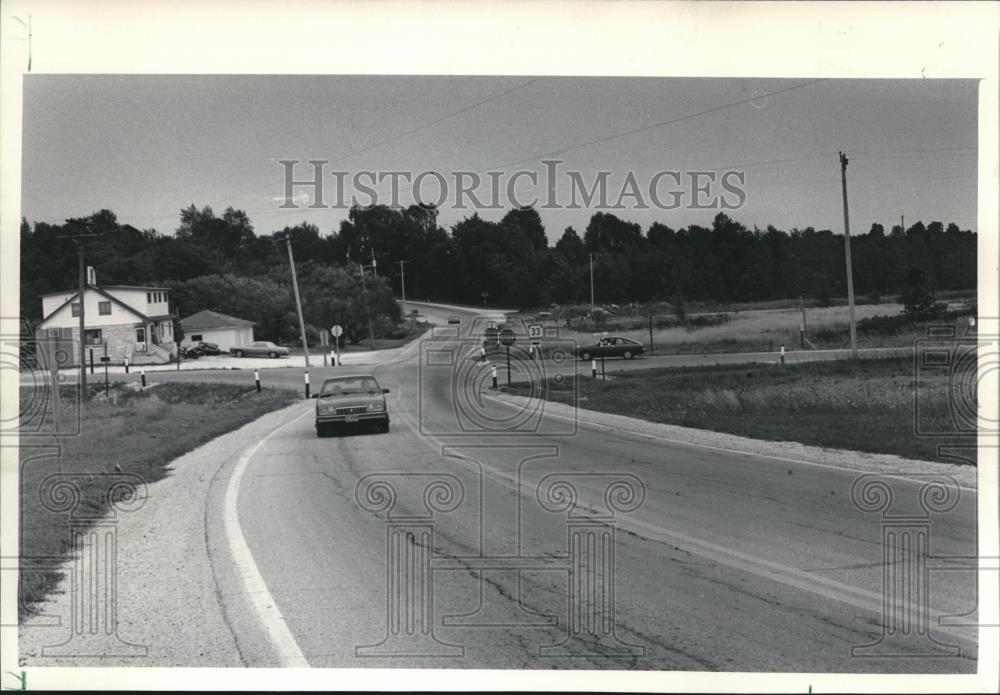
[71,303,80,317]
[84,329,102,346]
[190,334,203,342]
[147,292,152,303]
[60,327,73,339]
[98,301,111,315]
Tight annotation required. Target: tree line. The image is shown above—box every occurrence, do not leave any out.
[21,204,975,341]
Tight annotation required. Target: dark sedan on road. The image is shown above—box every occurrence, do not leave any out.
[577,336,645,360]
[314,375,391,436]
[230,341,290,358]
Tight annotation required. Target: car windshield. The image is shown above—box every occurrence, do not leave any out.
[320,377,380,396]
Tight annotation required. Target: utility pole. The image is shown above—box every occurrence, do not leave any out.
[839,151,858,359]
[589,253,595,309]
[358,262,376,350]
[59,222,100,400]
[397,260,409,303]
[276,231,310,368]
[397,260,412,331]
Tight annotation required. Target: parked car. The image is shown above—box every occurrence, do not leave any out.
[230,341,290,358]
[313,375,390,436]
[178,345,200,360]
[188,341,222,357]
[577,336,645,360]
[447,315,461,324]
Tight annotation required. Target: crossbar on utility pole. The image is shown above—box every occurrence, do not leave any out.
[277,232,311,368]
[839,151,858,359]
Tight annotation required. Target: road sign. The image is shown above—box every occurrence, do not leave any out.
[331,325,343,337]
[498,329,516,347]
[530,340,541,347]
[528,324,543,339]
[99,356,111,363]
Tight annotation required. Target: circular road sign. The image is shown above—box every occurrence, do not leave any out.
[331,325,344,337]
[498,328,516,347]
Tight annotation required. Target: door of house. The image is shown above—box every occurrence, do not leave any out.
[135,326,146,352]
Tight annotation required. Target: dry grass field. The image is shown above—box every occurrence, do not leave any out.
[508,357,970,463]
[517,301,974,354]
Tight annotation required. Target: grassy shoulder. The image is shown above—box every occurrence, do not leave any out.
[508,358,969,463]
[19,382,299,618]
[515,298,974,355]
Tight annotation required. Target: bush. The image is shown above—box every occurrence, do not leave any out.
[901,266,936,315]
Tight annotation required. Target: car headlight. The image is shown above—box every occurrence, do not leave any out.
[367,401,384,412]
[319,405,336,414]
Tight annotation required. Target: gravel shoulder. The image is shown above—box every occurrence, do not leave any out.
[485,391,978,490]
[19,400,312,666]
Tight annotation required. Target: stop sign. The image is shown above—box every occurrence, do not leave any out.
[498,329,516,347]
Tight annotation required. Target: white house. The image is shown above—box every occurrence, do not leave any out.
[36,284,177,365]
[179,309,255,350]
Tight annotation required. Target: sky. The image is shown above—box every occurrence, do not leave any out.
[21,75,978,242]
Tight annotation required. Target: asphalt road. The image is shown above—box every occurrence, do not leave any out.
[76,303,977,672]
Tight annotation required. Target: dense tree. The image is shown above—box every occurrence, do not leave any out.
[19,202,977,329]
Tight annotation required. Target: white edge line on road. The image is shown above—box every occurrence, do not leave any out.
[223,406,313,668]
[481,392,977,493]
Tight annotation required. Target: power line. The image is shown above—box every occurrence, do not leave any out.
[484,79,826,170]
[328,77,545,166]
[757,174,975,188]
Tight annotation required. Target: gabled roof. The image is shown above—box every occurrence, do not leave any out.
[41,284,168,297]
[180,309,256,331]
[39,285,149,325]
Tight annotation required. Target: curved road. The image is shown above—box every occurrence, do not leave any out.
[189,303,978,672]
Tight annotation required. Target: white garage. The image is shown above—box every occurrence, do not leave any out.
[179,309,255,350]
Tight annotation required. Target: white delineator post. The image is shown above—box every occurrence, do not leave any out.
[254,370,261,393]
[591,359,597,379]
[780,345,785,365]
[304,371,310,399]
[140,366,146,388]
[491,364,498,389]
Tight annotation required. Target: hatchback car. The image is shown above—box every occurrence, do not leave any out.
[314,375,391,436]
[577,336,645,360]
